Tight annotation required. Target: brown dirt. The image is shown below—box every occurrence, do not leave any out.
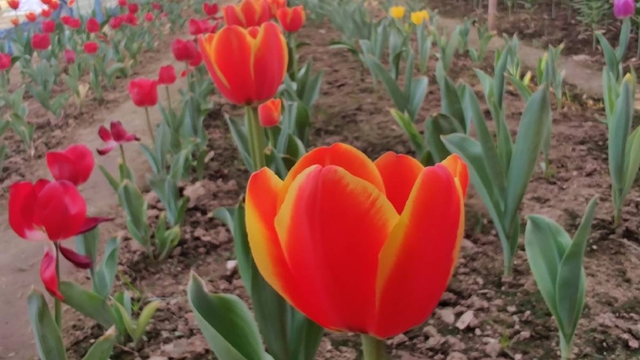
[54,20,640,360]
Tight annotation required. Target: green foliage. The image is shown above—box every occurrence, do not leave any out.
[525,197,597,358]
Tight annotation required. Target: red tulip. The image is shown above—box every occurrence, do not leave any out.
[158,65,176,85]
[41,0,51,5]
[124,13,138,26]
[171,38,198,62]
[199,22,288,105]
[203,2,219,17]
[245,144,468,338]
[189,18,212,36]
[258,98,282,127]
[145,12,154,22]
[97,121,140,155]
[109,15,124,29]
[128,3,139,13]
[128,78,158,107]
[64,49,76,64]
[151,2,162,11]
[41,19,55,33]
[41,7,52,17]
[276,6,305,33]
[118,0,126,6]
[10,18,19,27]
[266,0,286,16]
[86,17,100,33]
[223,0,271,28]
[189,49,202,67]
[61,15,81,29]
[46,144,95,186]
[8,179,111,299]
[48,0,59,10]
[7,0,20,10]
[0,53,10,71]
[83,41,99,54]
[31,33,51,50]
[25,11,37,22]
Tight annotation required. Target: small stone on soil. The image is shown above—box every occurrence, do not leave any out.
[446,352,468,360]
[437,307,456,325]
[456,310,477,330]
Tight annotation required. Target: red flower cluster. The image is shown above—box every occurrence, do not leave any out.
[61,15,82,29]
[8,145,111,299]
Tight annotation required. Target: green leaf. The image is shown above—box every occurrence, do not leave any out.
[74,227,99,266]
[226,114,253,171]
[424,113,464,162]
[140,144,162,174]
[556,197,597,341]
[407,76,428,122]
[250,269,289,360]
[93,238,119,299]
[82,327,117,360]
[597,32,619,79]
[98,165,122,193]
[288,309,324,360]
[212,206,253,293]
[623,126,640,198]
[133,300,161,344]
[117,181,150,247]
[389,109,425,156]
[436,62,465,128]
[609,77,633,192]
[113,301,136,340]
[365,55,407,114]
[28,289,68,360]
[503,87,551,228]
[59,281,115,328]
[507,75,533,101]
[188,272,272,360]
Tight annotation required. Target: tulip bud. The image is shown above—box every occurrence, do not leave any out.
[258,99,282,127]
[83,41,99,55]
[31,33,51,51]
[64,49,76,64]
[128,78,159,107]
[389,6,405,19]
[614,0,635,18]
[157,65,177,85]
[25,11,37,22]
[86,17,100,33]
[42,19,56,33]
[0,53,11,71]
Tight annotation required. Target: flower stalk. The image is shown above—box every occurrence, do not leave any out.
[361,335,387,360]
[246,106,266,171]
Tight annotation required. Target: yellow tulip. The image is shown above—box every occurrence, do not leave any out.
[411,10,430,25]
[389,6,406,19]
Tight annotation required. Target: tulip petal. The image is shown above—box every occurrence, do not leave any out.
[275,165,398,332]
[278,143,386,208]
[8,181,46,241]
[374,152,424,214]
[246,168,294,299]
[199,27,254,105]
[78,216,114,235]
[35,181,87,241]
[41,246,63,300]
[46,144,95,186]
[59,245,92,269]
[441,154,469,199]
[97,143,116,156]
[373,164,462,338]
[251,22,288,102]
[98,125,112,142]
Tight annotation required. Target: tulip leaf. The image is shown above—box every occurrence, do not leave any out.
[118,180,151,247]
[74,227,99,266]
[140,144,162,174]
[226,114,253,171]
[503,87,551,228]
[250,269,290,360]
[425,113,464,163]
[365,55,407,117]
[93,238,119,299]
[436,61,465,127]
[556,197,596,341]
[623,126,640,198]
[133,300,161,345]
[59,281,115,328]
[113,301,136,341]
[81,327,117,360]
[289,308,324,360]
[212,206,254,293]
[390,108,425,157]
[188,272,273,360]
[608,77,633,192]
[28,289,68,360]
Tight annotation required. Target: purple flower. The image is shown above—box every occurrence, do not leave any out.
[614,0,635,19]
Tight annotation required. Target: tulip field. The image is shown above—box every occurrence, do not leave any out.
[3,0,640,359]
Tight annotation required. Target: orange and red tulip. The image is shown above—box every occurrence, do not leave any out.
[199,22,288,105]
[10,18,19,26]
[276,6,305,33]
[245,143,468,339]
[25,11,37,22]
[49,0,59,10]
[41,7,52,17]
[222,0,270,28]
[7,0,20,10]
[267,0,286,16]
[258,98,282,127]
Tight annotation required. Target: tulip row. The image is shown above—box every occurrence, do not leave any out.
[0,0,186,174]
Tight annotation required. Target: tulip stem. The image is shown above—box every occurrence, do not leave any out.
[361,335,387,360]
[54,243,62,329]
[144,107,156,144]
[165,85,173,112]
[119,144,127,167]
[246,106,266,171]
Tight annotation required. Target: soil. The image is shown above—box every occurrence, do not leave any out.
[53,19,640,360]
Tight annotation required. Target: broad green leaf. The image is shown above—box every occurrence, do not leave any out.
[366,55,407,114]
[597,32,619,79]
[524,215,571,317]
[59,281,115,328]
[503,87,551,228]
[113,301,136,340]
[188,273,272,360]
[507,75,533,101]
[390,109,425,155]
[556,197,597,341]
[436,62,465,127]
[250,268,289,360]
[74,227,99,266]
[212,206,254,295]
[28,290,68,360]
[288,308,323,360]
[226,115,253,171]
[82,327,117,360]
[623,126,640,198]
[93,238,119,299]
[425,114,464,162]
[117,181,150,247]
[609,77,633,191]
[98,165,119,191]
[407,76,428,122]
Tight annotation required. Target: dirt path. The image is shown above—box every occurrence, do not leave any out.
[0,44,189,359]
